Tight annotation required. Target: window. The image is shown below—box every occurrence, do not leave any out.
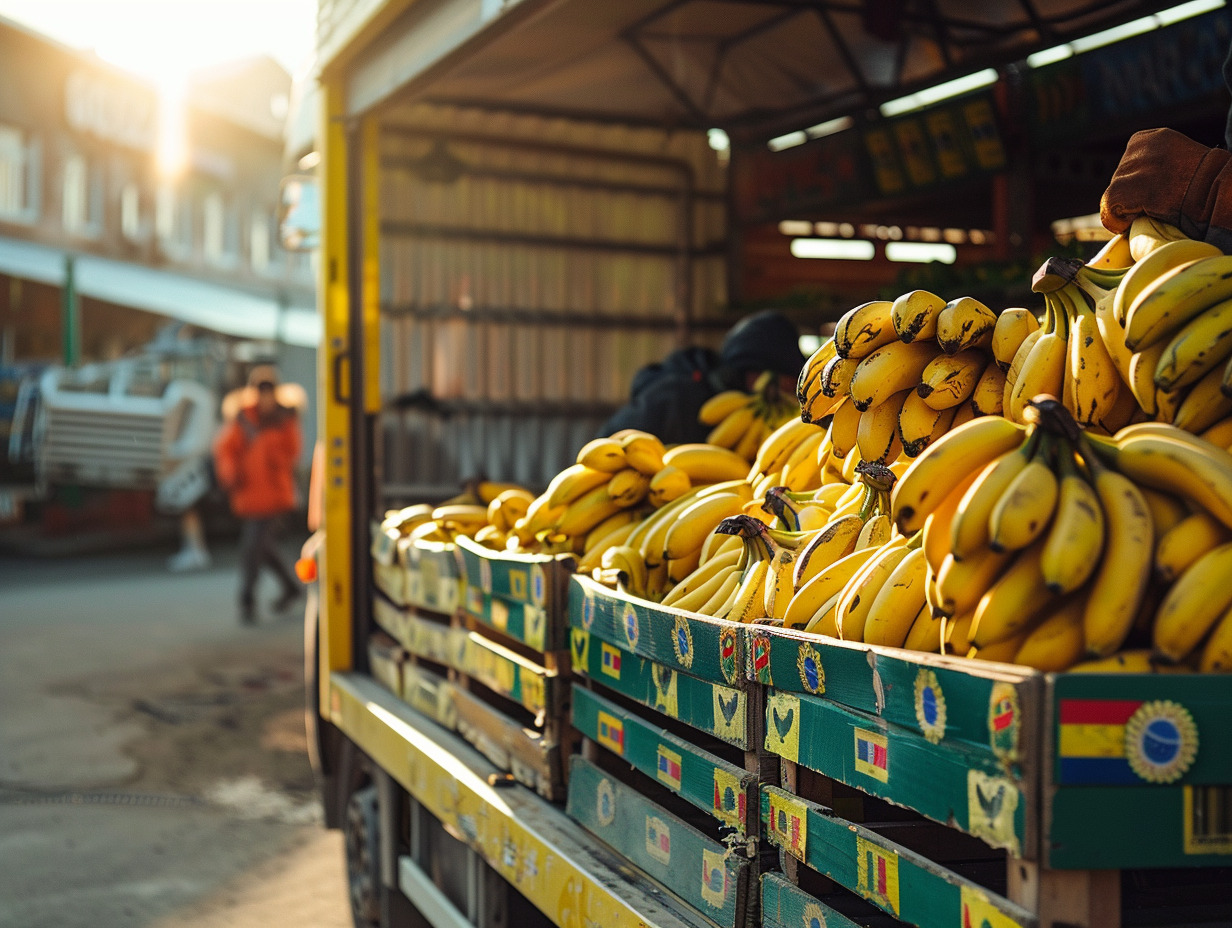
[250,212,270,272]
[62,154,101,236]
[121,182,140,240]
[156,182,192,256]
[203,192,224,263]
[0,125,39,223]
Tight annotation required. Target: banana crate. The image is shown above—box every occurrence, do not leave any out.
[749,624,1232,928]
[565,575,775,928]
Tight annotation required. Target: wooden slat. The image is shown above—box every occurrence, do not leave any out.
[465,585,553,655]
[375,596,465,668]
[760,786,1037,928]
[460,631,558,722]
[453,685,563,799]
[456,536,574,652]
[572,684,754,839]
[369,636,406,700]
[401,661,458,731]
[761,874,865,928]
[572,629,750,749]
[567,756,748,928]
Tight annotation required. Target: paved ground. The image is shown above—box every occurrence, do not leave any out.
[0,541,352,928]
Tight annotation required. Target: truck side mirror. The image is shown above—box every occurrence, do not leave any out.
[278,174,320,252]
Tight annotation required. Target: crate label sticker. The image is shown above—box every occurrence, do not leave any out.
[672,616,695,670]
[1125,701,1198,784]
[718,627,739,685]
[597,711,625,756]
[1184,785,1232,854]
[802,901,828,928]
[855,835,900,915]
[405,569,424,603]
[913,668,946,744]
[438,681,457,729]
[700,848,728,909]
[570,630,589,675]
[656,744,682,790]
[524,604,546,652]
[712,687,746,744]
[1056,698,1197,785]
[967,770,1020,855]
[502,568,524,602]
[581,593,595,630]
[960,885,1024,928]
[797,644,825,695]
[479,558,492,594]
[752,632,772,684]
[622,602,640,650]
[440,579,460,613]
[421,561,440,605]
[645,815,672,864]
[600,642,622,679]
[854,728,889,783]
[767,790,808,859]
[765,692,801,763]
[596,778,616,826]
[466,586,484,615]
[988,682,1021,763]
[518,846,539,887]
[530,564,547,608]
[522,673,545,715]
[713,768,746,831]
[652,665,678,718]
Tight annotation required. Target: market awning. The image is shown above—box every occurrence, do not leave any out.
[342,0,1184,141]
[0,237,320,348]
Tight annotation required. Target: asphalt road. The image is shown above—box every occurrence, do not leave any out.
[0,541,352,928]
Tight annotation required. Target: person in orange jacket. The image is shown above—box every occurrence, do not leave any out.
[214,365,303,624]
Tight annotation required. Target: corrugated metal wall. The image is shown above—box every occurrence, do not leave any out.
[376,105,728,500]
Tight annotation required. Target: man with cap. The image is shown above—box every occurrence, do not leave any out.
[599,310,806,444]
[213,365,304,624]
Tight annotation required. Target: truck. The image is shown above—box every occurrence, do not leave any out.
[295,3,1232,928]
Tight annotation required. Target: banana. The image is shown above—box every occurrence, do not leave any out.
[1069,650,1181,673]
[1093,289,1136,388]
[969,540,1055,648]
[608,468,650,508]
[968,633,1031,663]
[1003,328,1043,413]
[856,390,909,463]
[1153,541,1232,661]
[1093,429,1232,529]
[1039,454,1104,594]
[899,392,955,458]
[1202,416,1232,447]
[648,466,691,508]
[522,495,567,538]
[935,296,996,354]
[1081,448,1154,657]
[797,341,837,404]
[577,437,628,472]
[1012,598,1085,671]
[791,514,865,586]
[848,340,939,411]
[903,602,944,653]
[700,390,754,426]
[863,545,928,647]
[1087,232,1134,269]
[1125,254,1232,351]
[855,512,891,550]
[700,529,742,565]
[1066,298,1121,427]
[621,432,667,475]
[701,568,743,616]
[1139,487,1188,535]
[935,547,1013,618]
[1154,294,1232,392]
[706,403,757,449]
[1198,604,1232,671]
[891,415,1026,533]
[891,289,947,342]
[1008,297,1068,421]
[988,448,1058,553]
[949,436,1033,561]
[473,524,508,550]
[784,545,879,629]
[992,308,1040,371]
[829,396,861,459]
[820,355,861,399]
[752,417,816,475]
[430,503,488,527]
[545,464,615,509]
[600,545,649,597]
[662,443,751,483]
[800,385,842,425]
[1155,511,1229,582]
[917,349,985,410]
[663,548,742,608]
[1173,364,1232,433]
[1126,341,1167,415]
[1127,216,1192,262]
[726,558,771,623]
[583,509,640,555]
[943,612,974,655]
[1114,238,1222,325]
[834,536,911,642]
[922,468,980,573]
[970,362,1006,416]
[662,491,747,561]
[557,485,623,537]
[833,300,897,359]
[578,521,640,571]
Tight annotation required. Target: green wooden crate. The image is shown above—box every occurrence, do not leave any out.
[761,874,865,928]
[571,575,748,690]
[400,538,464,615]
[368,635,405,700]
[573,684,755,840]
[761,786,1037,928]
[400,660,458,731]
[374,597,464,669]
[1044,671,1232,869]
[571,627,751,750]
[458,631,560,724]
[456,536,574,652]
[568,756,750,928]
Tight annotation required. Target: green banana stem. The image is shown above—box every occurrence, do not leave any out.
[855,483,880,521]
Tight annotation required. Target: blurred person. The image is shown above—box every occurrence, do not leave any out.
[167,508,211,572]
[214,365,304,625]
[598,310,806,444]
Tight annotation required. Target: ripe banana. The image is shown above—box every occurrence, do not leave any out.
[849,340,939,411]
[1124,254,1232,351]
[783,546,878,629]
[829,396,861,459]
[863,545,928,648]
[706,403,758,450]
[969,540,1055,648]
[545,464,613,508]
[662,443,751,483]
[1093,289,1136,388]
[1087,232,1133,269]
[1008,296,1068,421]
[577,437,628,472]
[834,536,911,642]
[1155,511,1230,582]
[1174,364,1232,433]
[898,391,955,458]
[726,559,771,623]
[648,466,691,508]
[1065,298,1121,427]
[752,417,817,475]
[992,308,1040,371]
[922,468,980,572]
[1127,341,1167,415]
[1198,604,1232,672]
[1012,598,1085,671]
[1153,541,1232,661]
[622,432,667,475]
[1114,238,1222,325]
[834,300,897,359]
[987,451,1059,553]
[699,390,754,425]
[949,435,1034,561]
[1039,454,1104,594]
[935,546,1013,618]
[970,363,1006,416]
[936,297,996,354]
[791,514,865,587]
[1127,216,1190,262]
[1154,294,1232,392]
[662,491,747,561]
[891,289,947,342]
[1094,429,1232,529]
[557,485,624,537]
[855,390,909,463]
[918,349,985,410]
[608,468,650,508]
[819,355,861,399]
[662,550,742,611]
[903,603,944,653]
[1003,328,1043,413]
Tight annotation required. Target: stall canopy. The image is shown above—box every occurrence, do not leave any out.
[339,0,1185,140]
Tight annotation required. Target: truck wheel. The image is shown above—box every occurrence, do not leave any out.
[345,784,381,928]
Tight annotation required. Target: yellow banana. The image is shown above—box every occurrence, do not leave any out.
[935,546,1013,618]
[1114,237,1222,325]
[943,612,974,655]
[1126,216,1193,262]
[1202,416,1232,448]
[1065,299,1121,427]
[936,296,997,354]
[621,432,667,475]
[891,415,1026,533]
[1153,540,1232,661]
[829,396,861,459]
[1002,328,1043,412]
[834,536,911,642]
[970,362,1006,416]
[648,465,692,508]
[1198,604,1232,672]
[1012,598,1085,671]
[1126,341,1167,415]
[1155,511,1229,583]
[546,464,615,509]
[700,568,743,617]
[898,390,948,457]
[891,289,947,342]
[1093,289,1136,387]
[903,602,944,653]
[1039,455,1104,594]
[662,443,752,483]
[855,390,909,463]
[1094,429,1232,529]
[1140,486,1188,534]
[863,545,928,647]
[1008,297,1068,421]
[797,341,837,404]
[918,349,985,410]
[600,545,649,598]
[577,437,628,472]
[792,514,864,587]
[968,633,1030,663]
[992,308,1040,371]
[784,545,878,629]
[855,512,891,550]
[1069,650,1180,673]
[667,554,742,613]
[726,558,771,623]
[662,491,747,561]
[1087,232,1133,269]
[969,540,1055,648]
[1154,294,1232,392]
[583,509,640,555]
[848,340,939,411]
[1125,254,1232,351]
[706,403,758,450]
[1173,364,1232,433]
[833,300,897,359]
[752,417,816,475]
[922,467,980,573]
[699,390,754,426]
[557,485,623,537]
[988,451,1059,553]
[608,468,650,508]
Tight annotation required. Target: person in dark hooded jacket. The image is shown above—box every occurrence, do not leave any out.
[599,311,806,443]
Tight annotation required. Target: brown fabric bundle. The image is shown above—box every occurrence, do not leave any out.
[1100,128,1232,254]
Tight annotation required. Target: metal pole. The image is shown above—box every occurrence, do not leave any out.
[61,254,80,366]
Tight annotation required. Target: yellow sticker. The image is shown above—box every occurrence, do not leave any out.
[653,665,678,719]
[509,568,528,601]
[597,711,625,756]
[570,629,589,675]
[960,885,1025,928]
[600,642,623,679]
[645,815,671,864]
[524,604,546,652]
[712,768,745,831]
[700,848,728,909]
[656,744,682,790]
[1184,785,1232,854]
[853,728,888,783]
[712,687,746,744]
[766,789,808,860]
[765,692,800,763]
[967,769,1020,855]
[855,835,899,915]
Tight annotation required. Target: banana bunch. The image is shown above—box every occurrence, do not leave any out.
[798,291,1003,464]
[699,371,803,462]
[474,487,537,550]
[746,416,833,500]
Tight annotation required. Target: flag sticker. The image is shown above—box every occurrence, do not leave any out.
[656,744,682,791]
[600,642,622,679]
[645,815,671,865]
[508,569,527,600]
[856,835,900,915]
[854,729,889,782]
[713,768,746,831]
[700,848,728,909]
[597,711,625,755]
[766,789,807,860]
